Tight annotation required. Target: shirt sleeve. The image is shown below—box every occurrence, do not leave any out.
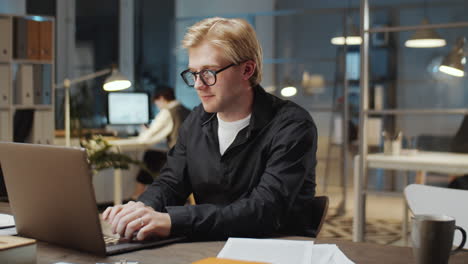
[165,119,317,239]
[137,109,174,144]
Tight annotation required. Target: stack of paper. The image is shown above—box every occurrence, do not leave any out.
[0,213,17,236]
[216,238,354,264]
[0,213,15,228]
[309,244,354,264]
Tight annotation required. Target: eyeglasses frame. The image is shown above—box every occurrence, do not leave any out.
[180,63,237,87]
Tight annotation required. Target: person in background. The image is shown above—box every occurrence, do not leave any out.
[103,17,317,241]
[132,87,191,199]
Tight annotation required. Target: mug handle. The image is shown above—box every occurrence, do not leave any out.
[451,226,467,255]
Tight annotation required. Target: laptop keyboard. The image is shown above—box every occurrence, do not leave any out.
[103,234,120,245]
[100,217,124,245]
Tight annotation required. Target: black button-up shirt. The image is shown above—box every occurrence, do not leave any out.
[139,85,317,240]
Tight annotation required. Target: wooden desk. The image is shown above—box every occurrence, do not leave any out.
[353,151,468,242]
[23,237,468,264]
[1,204,467,264]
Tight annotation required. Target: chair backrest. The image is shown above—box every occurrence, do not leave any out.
[404,184,468,249]
[310,196,329,237]
[278,195,329,238]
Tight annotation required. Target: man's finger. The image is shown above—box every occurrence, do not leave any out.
[124,217,144,240]
[111,202,142,233]
[102,206,113,220]
[107,205,125,223]
[136,222,155,241]
[115,208,144,236]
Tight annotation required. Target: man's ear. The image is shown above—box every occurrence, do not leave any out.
[242,60,256,81]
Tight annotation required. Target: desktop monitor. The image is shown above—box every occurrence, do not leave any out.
[107,92,150,125]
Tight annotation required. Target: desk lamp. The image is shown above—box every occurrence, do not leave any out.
[55,67,131,146]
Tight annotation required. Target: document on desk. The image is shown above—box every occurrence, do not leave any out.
[218,238,313,264]
[217,238,354,264]
[310,244,355,264]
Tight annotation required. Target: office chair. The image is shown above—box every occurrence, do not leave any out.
[404,184,468,249]
[309,196,329,237]
[276,195,329,238]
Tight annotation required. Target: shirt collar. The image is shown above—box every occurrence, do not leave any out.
[248,85,277,132]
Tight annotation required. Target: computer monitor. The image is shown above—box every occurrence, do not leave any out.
[107,92,150,125]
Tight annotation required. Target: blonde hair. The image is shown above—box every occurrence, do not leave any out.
[182,17,263,87]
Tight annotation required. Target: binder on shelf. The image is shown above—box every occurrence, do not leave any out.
[30,110,42,144]
[41,64,52,105]
[39,21,53,61]
[32,65,52,105]
[0,65,10,107]
[0,17,12,62]
[42,110,54,144]
[14,17,40,60]
[33,65,42,104]
[13,109,34,143]
[15,64,34,105]
[0,111,12,141]
[30,110,54,145]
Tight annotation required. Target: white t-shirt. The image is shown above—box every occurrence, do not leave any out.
[217,113,251,155]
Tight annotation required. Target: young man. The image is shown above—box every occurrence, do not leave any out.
[132,87,190,199]
[103,17,317,241]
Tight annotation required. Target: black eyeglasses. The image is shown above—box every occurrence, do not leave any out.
[180,63,236,87]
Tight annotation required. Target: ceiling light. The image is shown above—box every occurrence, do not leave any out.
[331,23,362,46]
[405,18,446,48]
[439,37,466,77]
[281,86,297,97]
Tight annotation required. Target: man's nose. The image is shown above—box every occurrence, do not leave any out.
[194,75,206,90]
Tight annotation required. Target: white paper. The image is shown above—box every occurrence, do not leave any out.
[312,244,355,264]
[0,213,15,228]
[310,245,335,263]
[217,238,314,264]
[0,226,17,236]
[217,238,355,264]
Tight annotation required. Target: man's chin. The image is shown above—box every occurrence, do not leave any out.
[201,103,217,113]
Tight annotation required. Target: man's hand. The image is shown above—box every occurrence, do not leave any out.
[102,201,172,241]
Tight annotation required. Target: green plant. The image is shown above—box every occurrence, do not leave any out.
[81,135,155,177]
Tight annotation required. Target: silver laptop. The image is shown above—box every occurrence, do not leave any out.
[0,142,185,255]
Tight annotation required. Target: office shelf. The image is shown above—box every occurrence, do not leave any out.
[366,108,468,115]
[367,21,468,33]
[12,105,53,110]
[12,59,53,64]
[0,14,55,144]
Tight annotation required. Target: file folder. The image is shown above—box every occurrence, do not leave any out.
[39,21,53,61]
[0,17,12,62]
[0,65,10,107]
[14,18,40,60]
[15,64,33,105]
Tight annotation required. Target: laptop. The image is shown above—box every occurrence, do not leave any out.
[0,142,185,255]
